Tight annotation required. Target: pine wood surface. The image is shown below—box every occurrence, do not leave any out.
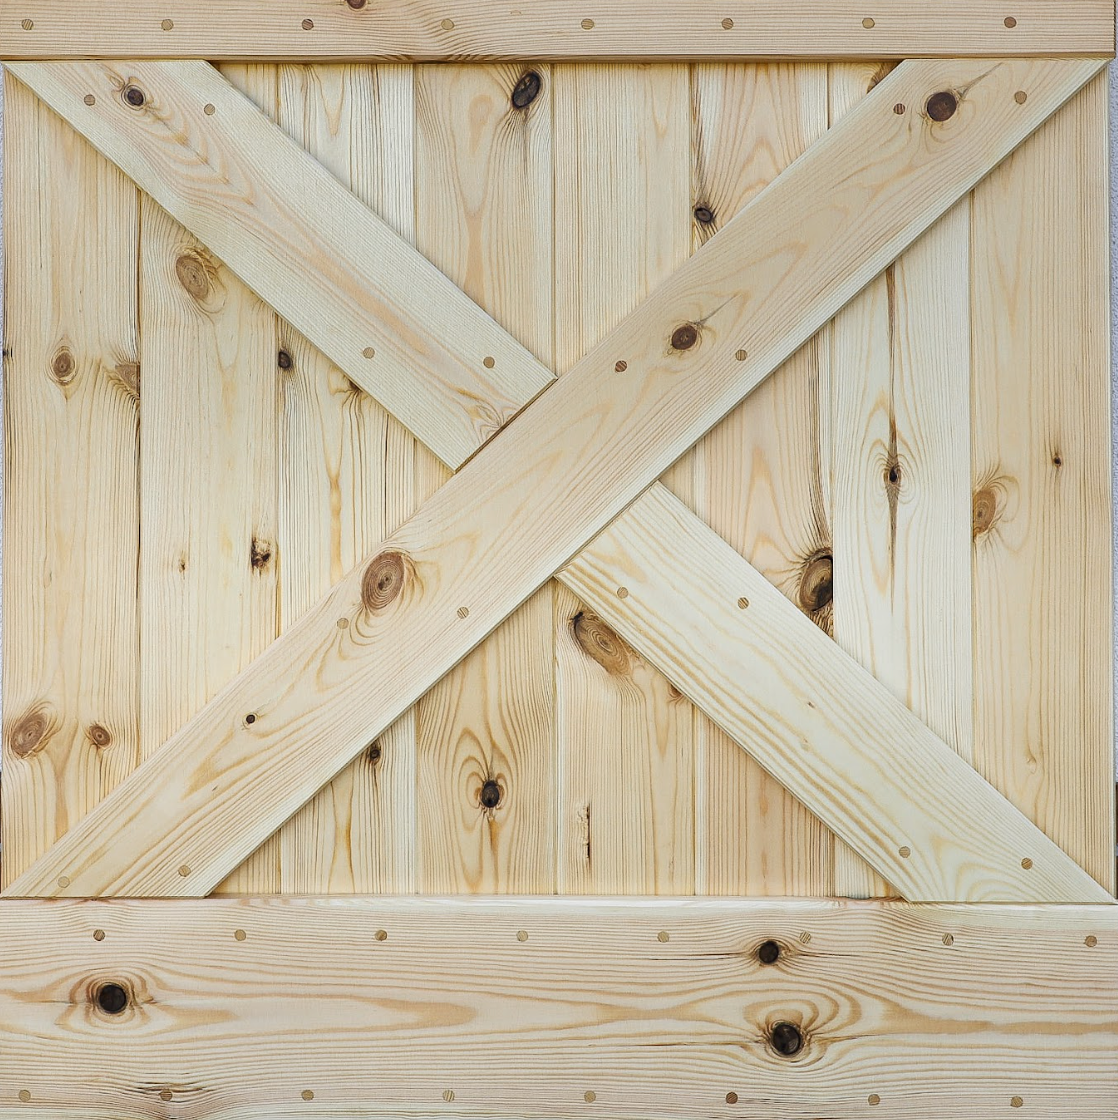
[2,1,1113,60]
[0,897,1114,1119]
[2,56,1109,901]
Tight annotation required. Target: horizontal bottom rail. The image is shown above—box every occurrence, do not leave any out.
[0,897,1113,1118]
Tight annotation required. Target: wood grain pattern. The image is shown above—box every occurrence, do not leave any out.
[688,62,833,897]
[3,56,1104,900]
[971,71,1116,894]
[552,61,696,894]
[414,63,557,894]
[562,484,1109,901]
[7,59,552,471]
[1,1,1113,59]
[0,75,140,886]
[0,897,1114,1118]
[828,64,974,899]
[137,65,281,897]
[271,63,419,894]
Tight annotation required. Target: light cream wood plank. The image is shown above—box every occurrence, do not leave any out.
[971,70,1116,894]
[827,61,897,901]
[6,56,1103,900]
[829,63,974,899]
[0,76,140,886]
[0,897,1115,1118]
[414,63,556,894]
[7,59,553,471]
[2,1,1113,59]
[688,62,833,897]
[553,61,695,895]
[138,67,281,897]
[272,63,419,895]
[561,483,1107,901]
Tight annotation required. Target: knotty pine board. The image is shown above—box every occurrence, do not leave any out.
[145,65,282,896]
[0,897,1115,1118]
[272,63,420,894]
[2,61,1113,898]
[553,62,698,894]
[687,62,835,896]
[971,70,1115,892]
[413,63,556,894]
[0,76,140,885]
[828,62,973,899]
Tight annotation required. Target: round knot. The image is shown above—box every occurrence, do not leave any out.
[670,323,699,351]
[926,90,958,122]
[571,611,631,676]
[511,71,543,110]
[362,551,408,612]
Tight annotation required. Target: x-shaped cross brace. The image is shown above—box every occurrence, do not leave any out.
[4,54,1111,903]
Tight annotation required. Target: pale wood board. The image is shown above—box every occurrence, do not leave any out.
[688,61,834,896]
[828,63,974,899]
[0,897,1115,1118]
[271,63,419,894]
[5,60,553,471]
[552,61,697,895]
[2,1,1113,59]
[971,70,1117,894]
[139,66,281,897]
[413,63,557,894]
[0,76,140,886]
[4,56,1105,900]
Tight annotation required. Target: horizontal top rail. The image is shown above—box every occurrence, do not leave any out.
[2,1,1114,60]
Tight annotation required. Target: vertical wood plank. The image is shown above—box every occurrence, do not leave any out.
[1,76,140,886]
[688,62,833,897]
[274,63,419,894]
[140,66,281,895]
[553,63,694,895]
[829,62,974,899]
[971,72,1115,894]
[413,63,556,893]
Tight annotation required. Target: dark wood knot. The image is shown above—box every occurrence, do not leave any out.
[346,0,368,7]
[114,362,141,398]
[571,611,631,676]
[122,85,147,109]
[693,205,715,225]
[94,981,131,1015]
[670,323,699,351]
[250,537,273,572]
[9,708,50,759]
[480,779,502,809]
[175,252,212,301]
[511,71,543,110]
[756,940,781,965]
[798,552,833,614]
[972,486,998,539]
[926,90,958,122]
[770,1021,803,1056]
[88,724,113,749]
[362,551,408,613]
[50,347,76,385]
[277,348,293,370]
